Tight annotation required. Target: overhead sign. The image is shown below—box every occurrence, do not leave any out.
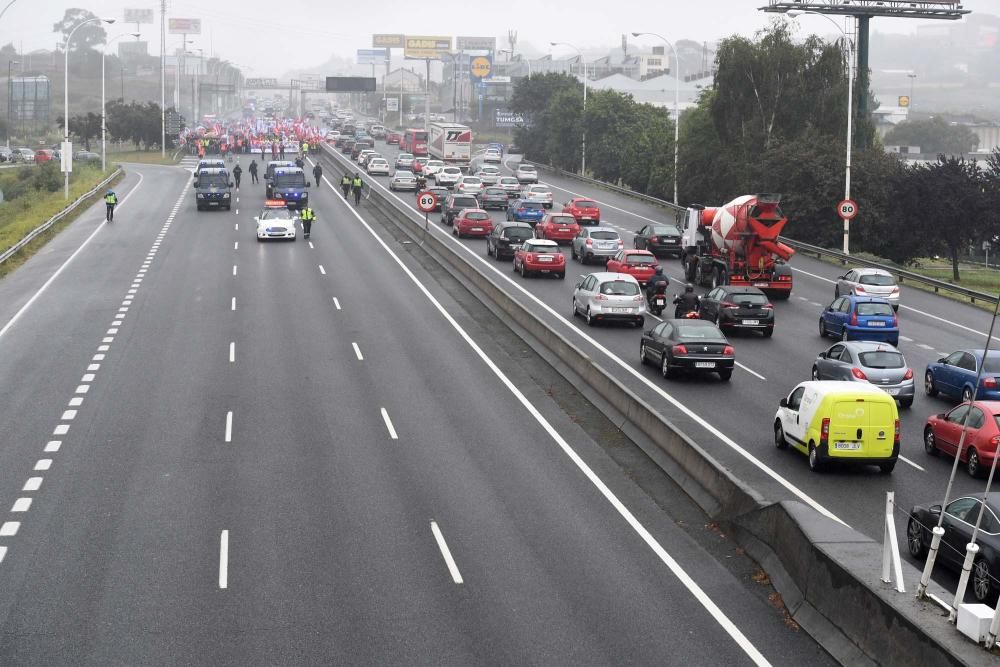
[245,78,279,89]
[373,34,405,49]
[326,77,377,92]
[494,109,526,128]
[469,56,492,80]
[898,95,910,108]
[486,76,511,84]
[838,199,858,220]
[417,191,438,213]
[123,8,154,24]
[404,36,451,59]
[357,49,388,65]
[168,18,201,34]
[456,36,496,51]
[386,97,399,112]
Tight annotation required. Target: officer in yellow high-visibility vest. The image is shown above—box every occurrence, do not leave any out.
[301,141,310,156]
[104,189,118,223]
[351,173,363,205]
[300,206,315,238]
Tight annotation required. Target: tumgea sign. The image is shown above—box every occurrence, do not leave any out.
[404,36,452,59]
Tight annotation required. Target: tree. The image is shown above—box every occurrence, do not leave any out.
[883,117,979,156]
[53,8,106,52]
[62,112,101,150]
[105,100,163,150]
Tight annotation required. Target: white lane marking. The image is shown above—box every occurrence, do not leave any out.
[87,363,100,371]
[318,265,327,275]
[899,456,925,472]
[530,180,660,224]
[234,241,239,250]
[81,373,95,382]
[0,522,19,536]
[0,546,5,563]
[75,385,89,394]
[317,168,773,664]
[53,425,69,436]
[68,397,83,407]
[34,460,51,471]
[93,354,105,361]
[809,302,823,308]
[231,297,236,311]
[0,172,146,342]
[219,530,229,589]
[430,521,464,584]
[232,265,238,276]
[736,362,767,381]
[234,223,238,231]
[381,407,398,440]
[342,166,844,526]
[900,336,913,342]
[22,478,42,492]
[308,241,315,249]
[60,410,77,421]
[918,343,934,350]
[11,498,31,513]
[44,441,60,452]
[225,411,233,443]
[99,343,111,351]
[333,297,341,310]
[229,342,235,363]
[352,342,364,360]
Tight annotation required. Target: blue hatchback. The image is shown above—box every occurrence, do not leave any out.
[819,295,898,345]
[507,198,546,224]
[925,349,1000,403]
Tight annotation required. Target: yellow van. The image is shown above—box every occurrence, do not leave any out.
[774,381,899,473]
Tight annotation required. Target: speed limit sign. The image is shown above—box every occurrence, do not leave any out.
[838,199,858,220]
[417,191,438,213]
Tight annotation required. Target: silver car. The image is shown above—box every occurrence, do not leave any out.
[366,158,390,175]
[835,268,900,310]
[572,227,623,264]
[498,176,521,197]
[389,170,418,191]
[394,152,415,170]
[436,166,463,188]
[812,340,915,408]
[521,184,553,208]
[423,160,445,179]
[455,176,484,196]
[476,166,501,185]
[572,272,646,327]
[516,163,538,184]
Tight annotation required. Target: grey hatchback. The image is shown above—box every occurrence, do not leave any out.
[572,227,622,264]
[811,340,915,408]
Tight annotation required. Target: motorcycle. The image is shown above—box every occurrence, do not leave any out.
[645,289,668,316]
[673,295,701,319]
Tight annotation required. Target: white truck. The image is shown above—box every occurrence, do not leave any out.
[428,122,472,170]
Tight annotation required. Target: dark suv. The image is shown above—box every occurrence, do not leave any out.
[441,194,480,226]
[487,222,534,260]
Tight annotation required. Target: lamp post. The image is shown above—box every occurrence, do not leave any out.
[103,32,140,173]
[789,10,856,255]
[6,59,18,148]
[551,42,587,175]
[64,16,115,198]
[632,32,680,204]
[907,72,916,114]
[499,48,532,80]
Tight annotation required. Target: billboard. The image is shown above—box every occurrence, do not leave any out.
[456,36,496,51]
[469,55,492,81]
[357,49,388,65]
[373,34,405,49]
[245,77,279,89]
[168,18,201,34]
[386,98,399,112]
[326,77,377,92]
[494,109,526,128]
[123,8,154,24]
[404,36,451,59]
[118,41,149,59]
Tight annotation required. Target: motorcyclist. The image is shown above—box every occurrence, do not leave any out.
[673,283,701,318]
[645,267,669,303]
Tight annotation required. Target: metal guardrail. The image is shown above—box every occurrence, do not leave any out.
[531,161,1000,305]
[0,167,122,266]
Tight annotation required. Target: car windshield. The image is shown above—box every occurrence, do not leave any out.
[500,178,518,184]
[443,168,461,175]
[485,188,506,196]
[727,292,768,305]
[465,212,489,220]
[261,208,292,220]
[399,154,413,160]
[520,202,543,210]
[453,198,478,207]
[626,254,654,265]
[274,173,305,188]
[199,174,229,187]
[428,161,443,167]
[576,200,598,208]
[591,231,619,240]
[598,280,639,296]
[856,302,894,316]
[676,323,725,339]
[505,228,534,241]
[652,225,679,235]
[525,243,557,254]
[463,178,482,184]
[983,356,1000,373]
[859,351,905,369]
[519,165,536,172]
[395,171,414,178]
[859,273,896,286]
[548,216,576,225]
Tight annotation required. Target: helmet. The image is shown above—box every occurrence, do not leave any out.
[106,189,114,195]
[654,267,664,276]
[685,283,694,293]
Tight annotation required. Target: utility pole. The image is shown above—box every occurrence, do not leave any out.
[160,0,165,156]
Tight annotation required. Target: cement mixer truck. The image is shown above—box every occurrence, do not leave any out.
[680,193,795,299]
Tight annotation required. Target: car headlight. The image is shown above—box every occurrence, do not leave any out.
[223,193,231,198]
[197,193,205,198]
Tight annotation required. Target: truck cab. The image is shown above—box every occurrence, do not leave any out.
[193,167,233,211]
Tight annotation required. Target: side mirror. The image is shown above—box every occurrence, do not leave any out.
[938,358,946,364]
[818,352,826,359]
[307,181,312,188]
[930,504,942,515]
[779,398,789,408]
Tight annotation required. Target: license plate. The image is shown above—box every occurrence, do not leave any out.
[472,227,482,231]
[885,388,900,396]
[655,298,665,306]
[868,321,886,327]
[833,441,862,450]
[539,257,553,262]
[695,361,715,369]
[612,308,631,313]
[753,282,769,287]
[743,320,759,325]
[559,228,570,232]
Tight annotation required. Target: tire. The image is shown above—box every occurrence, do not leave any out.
[819,319,827,338]
[572,298,579,318]
[718,369,732,382]
[907,518,928,559]
[586,307,595,327]
[840,328,850,342]
[486,244,493,258]
[557,273,565,280]
[453,227,459,237]
[640,341,649,365]
[661,353,673,379]
[924,427,938,456]
[900,397,913,409]
[879,460,896,474]
[808,442,824,472]
[925,371,939,397]
[774,422,788,450]
[513,258,519,273]
[811,366,821,380]
[763,328,774,338]
[684,258,697,282]
[973,557,994,603]
[962,386,974,403]
[520,262,529,278]
[967,447,982,478]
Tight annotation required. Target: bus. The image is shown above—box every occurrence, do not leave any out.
[403,128,429,156]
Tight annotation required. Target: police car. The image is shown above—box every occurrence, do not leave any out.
[255,200,297,241]
[268,166,311,209]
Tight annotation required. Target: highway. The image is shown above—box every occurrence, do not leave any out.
[323,137,997,590]
[0,159,834,663]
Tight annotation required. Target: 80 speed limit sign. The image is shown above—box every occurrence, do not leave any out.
[417,191,438,213]
[838,199,858,220]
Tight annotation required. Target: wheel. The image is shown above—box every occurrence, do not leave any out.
[520,262,528,278]
[512,258,519,273]
[922,424,937,456]
[808,442,824,472]
[661,353,673,378]
[763,328,774,338]
[907,519,928,558]
[967,447,982,477]
[973,557,995,603]
[718,369,732,382]
[818,319,827,338]
[840,328,850,342]
[640,341,649,365]
[572,298,579,318]
[774,422,788,450]
[925,371,939,397]
[900,397,913,409]
[571,245,578,261]
[962,386,974,403]
[486,244,493,257]
[453,227,459,237]
[878,460,896,474]
[585,307,595,327]
[557,273,565,280]
[811,366,821,380]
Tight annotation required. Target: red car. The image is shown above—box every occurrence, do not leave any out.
[513,239,565,279]
[606,249,658,284]
[535,213,581,244]
[453,208,494,238]
[386,131,401,144]
[34,149,55,164]
[562,197,601,225]
[925,400,1000,477]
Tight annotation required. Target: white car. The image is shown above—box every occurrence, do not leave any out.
[390,170,418,191]
[483,149,502,164]
[359,151,381,167]
[423,160,445,179]
[835,267,900,310]
[456,176,484,196]
[515,163,539,184]
[476,166,501,185]
[498,176,521,197]
[395,153,415,170]
[255,204,297,241]
[572,272,646,326]
[436,166,463,188]
[367,158,390,175]
[521,184,554,208]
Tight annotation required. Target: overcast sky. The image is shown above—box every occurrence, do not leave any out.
[5,0,993,74]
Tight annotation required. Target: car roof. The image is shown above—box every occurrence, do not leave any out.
[624,249,654,255]
[839,341,902,353]
[525,239,559,247]
[394,170,414,175]
[199,168,228,174]
[721,286,766,295]
[458,208,488,214]
[796,380,894,396]
[498,221,532,229]
[844,295,892,304]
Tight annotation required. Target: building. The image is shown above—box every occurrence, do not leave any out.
[638,47,669,80]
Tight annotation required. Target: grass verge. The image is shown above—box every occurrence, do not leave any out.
[109,150,181,166]
[0,166,124,279]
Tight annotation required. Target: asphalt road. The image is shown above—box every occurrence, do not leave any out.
[329,137,999,596]
[0,159,834,664]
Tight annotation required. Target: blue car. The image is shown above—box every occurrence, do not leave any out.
[925,349,1000,403]
[506,198,546,224]
[818,295,898,345]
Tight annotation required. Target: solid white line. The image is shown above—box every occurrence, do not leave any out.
[318,265,327,275]
[231,297,236,311]
[735,362,766,381]
[22,478,42,491]
[899,456,925,472]
[333,297,341,310]
[219,530,229,589]
[352,342,363,360]
[318,168,772,664]
[381,407,398,440]
[0,172,146,342]
[225,411,233,442]
[430,521,464,584]
[229,342,235,363]
[11,498,31,512]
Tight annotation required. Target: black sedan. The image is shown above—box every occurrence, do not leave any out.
[698,286,774,337]
[639,319,735,381]
[479,186,510,211]
[908,493,1000,602]
[417,186,449,212]
[633,224,683,257]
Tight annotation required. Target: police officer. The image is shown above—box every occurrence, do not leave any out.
[301,140,310,157]
[104,189,119,222]
[300,205,316,238]
[232,163,242,189]
[312,162,323,187]
[340,173,351,198]
[295,156,305,170]
[351,172,364,205]
[249,159,259,184]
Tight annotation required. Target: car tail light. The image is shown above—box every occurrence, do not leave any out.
[673,344,688,355]
[851,367,868,381]
[984,377,998,389]
[586,238,593,246]
[595,294,608,301]
[855,285,866,293]
[892,313,898,327]
[723,345,735,356]
[850,310,858,326]
[903,368,913,380]
[763,303,774,310]
[650,236,659,243]
[894,418,900,445]
[722,301,739,309]
[891,286,900,293]
[820,417,830,446]
[618,240,624,248]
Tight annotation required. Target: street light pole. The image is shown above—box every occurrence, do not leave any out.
[6,59,18,148]
[907,72,916,114]
[551,42,587,174]
[633,32,680,204]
